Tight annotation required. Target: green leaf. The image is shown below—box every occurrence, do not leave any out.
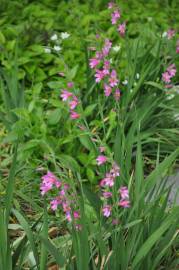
[132,208,179,268]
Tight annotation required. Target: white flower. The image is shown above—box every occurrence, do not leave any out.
[54,45,62,52]
[50,34,58,41]
[122,80,128,85]
[162,32,167,38]
[166,94,175,100]
[61,32,70,39]
[136,73,140,79]
[109,58,113,64]
[44,48,51,53]
[113,45,121,52]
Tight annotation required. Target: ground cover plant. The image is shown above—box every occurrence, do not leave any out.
[0,0,179,269]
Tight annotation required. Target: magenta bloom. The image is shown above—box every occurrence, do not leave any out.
[40,171,60,195]
[69,96,79,110]
[67,82,74,88]
[114,88,121,101]
[109,69,119,87]
[167,64,176,77]
[104,84,112,97]
[73,211,80,219]
[162,64,176,84]
[118,22,126,37]
[70,111,80,119]
[66,211,72,222]
[102,205,112,217]
[102,39,112,56]
[95,69,105,83]
[162,72,171,83]
[167,29,175,39]
[111,10,121,24]
[50,199,59,211]
[100,173,114,187]
[96,155,107,165]
[61,90,73,101]
[89,58,100,69]
[119,200,130,208]
[102,191,112,198]
[118,186,129,200]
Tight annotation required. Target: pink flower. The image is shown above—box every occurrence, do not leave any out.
[73,211,80,219]
[40,171,60,195]
[64,183,70,190]
[60,189,65,196]
[104,84,112,97]
[70,111,80,119]
[167,29,175,39]
[96,155,107,165]
[118,186,129,199]
[102,205,112,217]
[55,180,62,188]
[50,199,59,211]
[110,162,120,177]
[162,72,171,83]
[99,146,105,153]
[95,69,105,83]
[108,2,114,9]
[103,60,110,75]
[62,202,71,213]
[102,191,112,198]
[109,69,119,87]
[61,90,73,101]
[162,64,176,84]
[167,64,176,77]
[102,39,112,56]
[165,84,173,89]
[118,200,130,208]
[67,82,74,88]
[118,22,126,37]
[114,88,121,101]
[111,10,121,24]
[66,211,72,222]
[100,173,114,187]
[96,51,103,60]
[89,58,100,69]
[69,96,79,109]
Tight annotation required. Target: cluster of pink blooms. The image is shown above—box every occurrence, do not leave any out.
[88,2,127,100]
[89,39,120,99]
[108,2,126,37]
[96,148,130,218]
[162,64,176,88]
[60,82,80,119]
[40,171,81,230]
